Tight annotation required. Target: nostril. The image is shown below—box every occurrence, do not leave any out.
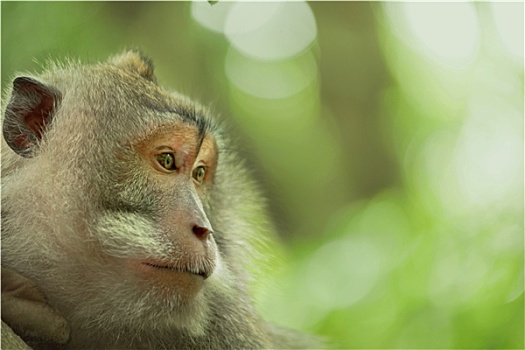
[192,225,211,241]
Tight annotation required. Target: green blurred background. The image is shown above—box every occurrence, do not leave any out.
[2,2,523,348]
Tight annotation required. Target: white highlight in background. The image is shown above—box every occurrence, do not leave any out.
[191,1,233,33]
[305,236,383,310]
[452,94,523,209]
[224,2,317,61]
[385,2,480,69]
[490,2,524,63]
[225,48,317,99]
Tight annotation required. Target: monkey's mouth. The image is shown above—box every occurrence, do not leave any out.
[142,261,211,280]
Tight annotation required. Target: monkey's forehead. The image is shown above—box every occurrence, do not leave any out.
[35,57,222,148]
[142,100,220,145]
[132,118,213,150]
[46,64,215,121]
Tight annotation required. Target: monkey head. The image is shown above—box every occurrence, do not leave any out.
[1,51,266,346]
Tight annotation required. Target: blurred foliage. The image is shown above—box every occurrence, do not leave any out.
[2,2,523,348]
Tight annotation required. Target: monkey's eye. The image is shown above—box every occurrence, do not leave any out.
[155,153,176,171]
[192,166,206,184]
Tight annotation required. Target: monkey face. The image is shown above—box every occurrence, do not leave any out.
[1,51,268,345]
[128,121,220,300]
[85,120,222,304]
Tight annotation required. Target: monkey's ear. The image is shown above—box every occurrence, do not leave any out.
[108,50,156,82]
[3,77,62,158]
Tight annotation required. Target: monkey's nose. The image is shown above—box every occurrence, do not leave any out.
[192,224,212,241]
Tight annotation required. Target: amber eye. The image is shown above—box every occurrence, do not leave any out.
[155,153,176,171]
[192,166,206,184]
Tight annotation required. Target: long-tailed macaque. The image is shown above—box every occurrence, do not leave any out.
[1,51,322,349]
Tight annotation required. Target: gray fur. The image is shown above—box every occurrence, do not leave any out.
[1,52,321,349]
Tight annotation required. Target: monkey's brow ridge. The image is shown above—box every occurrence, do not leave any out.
[145,100,210,135]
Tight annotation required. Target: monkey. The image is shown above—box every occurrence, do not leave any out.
[0,51,324,349]
[2,267,70,348]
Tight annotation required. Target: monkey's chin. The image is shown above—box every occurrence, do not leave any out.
[131,259,212,300]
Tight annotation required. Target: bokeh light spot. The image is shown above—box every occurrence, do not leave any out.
[385,2,480,69]
[191,1,234,33]
[405,2,479,68]
[224,2,317,61]
[490,2,524,63]
[305,236,383,310]
[225,48,317,99]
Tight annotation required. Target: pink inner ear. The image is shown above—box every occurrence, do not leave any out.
[12,134,32,149]
[24,92,55,141]
[4,77,61,157]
